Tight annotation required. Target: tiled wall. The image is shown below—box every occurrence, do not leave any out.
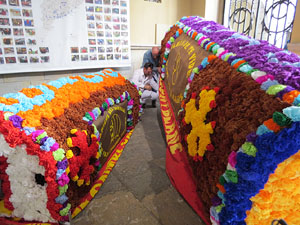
[0,46,151,95]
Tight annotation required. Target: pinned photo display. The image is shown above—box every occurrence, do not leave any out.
[0,0,129,71]
[70,0,130,64]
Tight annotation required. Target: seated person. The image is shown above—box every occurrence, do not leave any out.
[141,46,161,77]
[131,62,158,108]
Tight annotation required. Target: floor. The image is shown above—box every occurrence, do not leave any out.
[71,105,205,225]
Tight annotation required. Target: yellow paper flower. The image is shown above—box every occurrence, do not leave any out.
[67,138,73,147]
[77,179,84,187]
[183,87,218,161]
[66,150,74,159]
[71,175,79,182]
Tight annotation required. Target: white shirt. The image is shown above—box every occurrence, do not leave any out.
[131,68,158,92]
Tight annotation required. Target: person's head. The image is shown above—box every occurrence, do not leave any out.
[151,47,160,60]
[143,62,153,76]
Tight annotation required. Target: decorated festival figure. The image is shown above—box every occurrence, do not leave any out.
[0,69,141,224]
[159,16,300,225]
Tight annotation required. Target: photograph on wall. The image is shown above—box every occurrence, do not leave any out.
[3,38,13,45]
[0,0,7,5]
[27,38,36,45]
[120,1,126,7]
[80,47,88,53]
[25,28,35,35]
[98,46,105,52]
[107,53,113,60]
[95,14,102,20]
[21,0,31,7]
[95,6,102,12]
[0,8,8,16]
[22,9,33,17]
[28,48,38,54]
[40,56,49,63]
[103,0,110,5]
[15,38,25,45]
[81,54,88,61]
[5,57,16,63]
[4,47,14,54]
[30,56,39,63]
[71,55,79,61]
[88,31,95,36]
[12,18,22,26]
[18,56,28,63]
[13,28,23,36]
[39,47,49,54]
[98,54,105,60]
[112,15,119,22]
[86,6,94,12]
[0,18,10,25]
[89,46,96,53]
[9,0,20,6]
[16,47,27,54]
[10,9,21,16]
[90,54,97,60]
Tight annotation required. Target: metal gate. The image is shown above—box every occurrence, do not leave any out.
[223,0,298,49]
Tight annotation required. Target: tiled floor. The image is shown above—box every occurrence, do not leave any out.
[72,106,205,225]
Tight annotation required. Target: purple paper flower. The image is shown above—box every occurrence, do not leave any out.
[9,115,23,129]
[180,16,300,90]
[57,159,68,170]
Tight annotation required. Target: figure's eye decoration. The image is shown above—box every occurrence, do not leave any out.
[35,174,46,186]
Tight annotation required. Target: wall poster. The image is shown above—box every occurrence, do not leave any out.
[0,0,131,74]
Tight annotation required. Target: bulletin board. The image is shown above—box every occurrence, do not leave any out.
[0,0,131,74]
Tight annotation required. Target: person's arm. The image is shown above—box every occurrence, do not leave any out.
[149,75,159,92]
[152,66,161,75]
[141,50,151,68]
[152,66,160,73]
[131,70,143,90]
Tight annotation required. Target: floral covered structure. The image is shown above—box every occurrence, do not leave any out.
[0,69,141,224]
[159,16,300,225]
